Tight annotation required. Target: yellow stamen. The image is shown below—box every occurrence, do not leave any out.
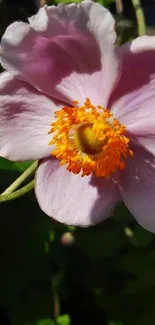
[74,124,103,155]
[48,98,133,177]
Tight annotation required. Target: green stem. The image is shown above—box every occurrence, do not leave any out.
[1,161,38,195]
[53,292,60,319]
[115,0,123,15]
[0,180,35,203]
[115,0,124,45]
[131,0,146,36]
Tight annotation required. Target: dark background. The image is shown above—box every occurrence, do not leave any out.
[0,1,155,325]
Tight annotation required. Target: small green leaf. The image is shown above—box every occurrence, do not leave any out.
[132,225,154,247]
[36,318,55,325]
[56,315,71,325]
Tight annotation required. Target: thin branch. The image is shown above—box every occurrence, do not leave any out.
[0,180,35,203]
[131,0,146,36]
[1,161,38,195]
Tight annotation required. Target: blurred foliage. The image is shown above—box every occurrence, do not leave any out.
[50,0,115,5]
[1,157,155,325]
[0,0,155,325]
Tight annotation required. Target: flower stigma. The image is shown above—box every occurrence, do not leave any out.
[48,98,133,177]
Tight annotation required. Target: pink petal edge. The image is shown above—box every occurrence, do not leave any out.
[0,72,62,161]
[109,36,155,156]
[118,143,155,233]
[35,157,121,226]
[1,1,121,106]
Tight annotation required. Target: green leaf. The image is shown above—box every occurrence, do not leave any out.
[56,315,71,325]
[0,157,31,172]
[131,225,154,247]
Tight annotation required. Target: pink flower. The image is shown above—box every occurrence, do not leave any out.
[0,1,155,231]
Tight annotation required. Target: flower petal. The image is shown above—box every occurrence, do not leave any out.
[117,144,155,232]
[1,1,120,106]
[110,36,155,155]
[35,157,121,226]
[0,72,62,161]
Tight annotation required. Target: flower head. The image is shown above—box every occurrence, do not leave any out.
[0,1,155,231]
[49,98,133,177]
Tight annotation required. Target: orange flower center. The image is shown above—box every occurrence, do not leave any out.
[48,98,133,177]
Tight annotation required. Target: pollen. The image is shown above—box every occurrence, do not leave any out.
[48,98,133,177]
